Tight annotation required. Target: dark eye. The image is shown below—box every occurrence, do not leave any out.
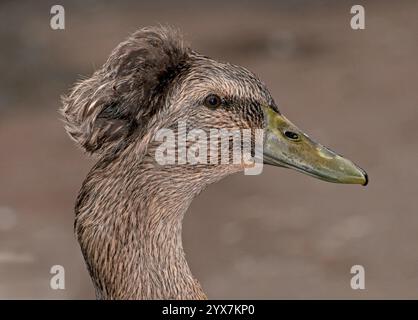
[204,94,222,109]
[284,130,300,141]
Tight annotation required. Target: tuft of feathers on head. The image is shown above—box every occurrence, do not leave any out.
[61,26,191,156]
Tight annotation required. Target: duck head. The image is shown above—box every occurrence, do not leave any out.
[62,26,367,186]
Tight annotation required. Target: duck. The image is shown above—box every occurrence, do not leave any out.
[61,26,368,300]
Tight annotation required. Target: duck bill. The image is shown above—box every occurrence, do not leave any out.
[262,106,368,186]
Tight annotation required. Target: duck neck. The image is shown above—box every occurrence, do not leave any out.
[75,153,212,299]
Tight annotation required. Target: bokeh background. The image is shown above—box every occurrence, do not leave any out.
[0,0,417,299]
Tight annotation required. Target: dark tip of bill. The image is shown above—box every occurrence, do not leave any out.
[362,172,369,186]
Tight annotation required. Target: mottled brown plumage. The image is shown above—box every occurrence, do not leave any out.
[61,26,282,299]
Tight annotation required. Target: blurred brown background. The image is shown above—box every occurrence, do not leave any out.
[0,0,417,299]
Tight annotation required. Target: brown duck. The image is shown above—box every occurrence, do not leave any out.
[61,26,368,300]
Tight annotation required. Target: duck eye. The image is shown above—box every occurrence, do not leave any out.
[204,94,222,108]
[284,130,300,141]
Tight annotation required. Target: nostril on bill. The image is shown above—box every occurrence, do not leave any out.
[284,130,299,141]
